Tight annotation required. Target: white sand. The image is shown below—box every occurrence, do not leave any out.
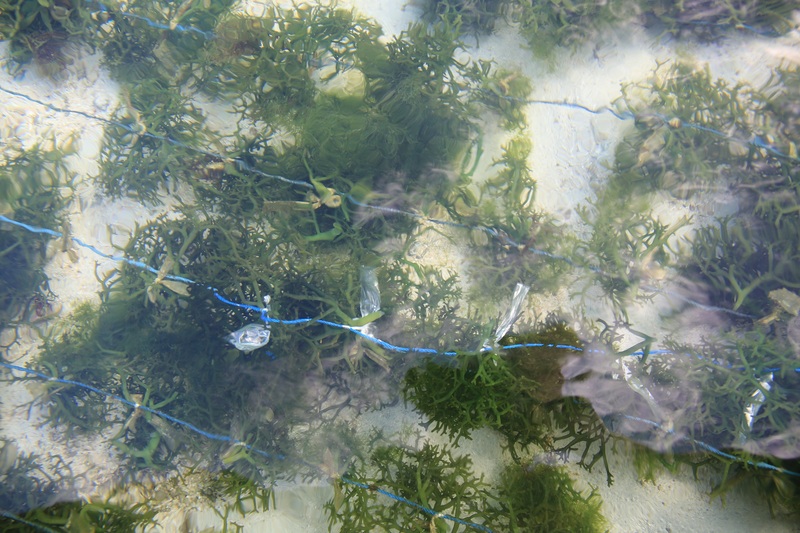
[1,1,799,532]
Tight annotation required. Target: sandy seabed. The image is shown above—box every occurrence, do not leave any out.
[1,0,800,531]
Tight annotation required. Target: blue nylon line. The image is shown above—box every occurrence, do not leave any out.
[339,476,495,533]
[522,98,636,121]
[88,0,216,39]
[2,357,796,521]
[0,85,785,321]
[0,214,63,237]
[640,284,757,319]
[0,360,490,532]
[4,213,800,372]
[0,510,58,533]
[500,342,583,353]
[618,414,800,478]
[682,19,786,38]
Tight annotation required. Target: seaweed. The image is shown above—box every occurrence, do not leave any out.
[326,442,503,532]
[100,0,235,83]
[466,60,532,130]
[497,462,606,533]
[420,0,511,35]
[327,442,608,532]
[643,0,799,38]
[709,456,800,518]
[0,498,156,532]
[576,200,687,314]
[502,321,582,403]
[0,141,70,343]
[501,321,615,483]
[97,79,217,203]
[460,135,569,306]
[404,350,548,452]
[674,65,800,314]
[513,0,636,60]
[615,63,759,195]
[196,4,373,120]
[403,319,615,481]
[205,469,275,528]
[0,0,94,75]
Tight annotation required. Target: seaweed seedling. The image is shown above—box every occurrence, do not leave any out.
[497,462,607,533]
[326,442,503,532]
[643,0,799,38]
[467,60,532,130]
[614,63,758,194]
[0,141,70,337]
[501,321,583,403]
[513,0,636,60]
[421,0,511,35]
[404,349,549,454]
[0,0,94,75]
[97,79,216,203]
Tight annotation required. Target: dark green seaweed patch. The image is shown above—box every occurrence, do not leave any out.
[0,143,69,341]
[404,320,613,479]
[497,462,606,533]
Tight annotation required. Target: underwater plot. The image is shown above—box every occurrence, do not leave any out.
[1,0,800,531]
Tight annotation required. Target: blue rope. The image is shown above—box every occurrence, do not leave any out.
[505,96,800,163]
[88,0,217,39]
[339,476,495,533]
[0,85,764,320]
[0,360,495,532]
[0,510,58,532]
[84,0,795,43]
[618,414,800,478]
[2,213,798,374]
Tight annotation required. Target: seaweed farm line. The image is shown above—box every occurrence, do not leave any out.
[3,0,800,531]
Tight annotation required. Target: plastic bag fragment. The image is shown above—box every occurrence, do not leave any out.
[359,266,381,318]
[227,323,271,352]
[738,372,774,445]
[491,282,530,346]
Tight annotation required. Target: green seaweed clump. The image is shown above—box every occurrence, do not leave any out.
[404,320,616,481]
[676,65,800,314]
[421,0,511,34]
[0,141,69,340]
[326,441,608,533]
[644,0,799,38]
[497,462,606,533]
[502,321,582,403]
[326,442,503,532]
[514,0,636,59]
[614,63,758,194]
[97,80,217,203]
[403,350,548,453]
[0,0,94,75]
[501,322,614,483]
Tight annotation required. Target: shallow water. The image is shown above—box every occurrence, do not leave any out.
[1,1,799,531]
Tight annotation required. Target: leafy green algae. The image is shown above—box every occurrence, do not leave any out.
[498,462,606,533]
[327,442,606,533]
[404,320,613,480]
[8,0,800,530]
